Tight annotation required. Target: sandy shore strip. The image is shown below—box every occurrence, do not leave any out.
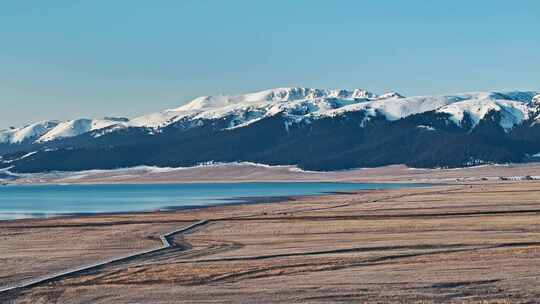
[6,162,540,185]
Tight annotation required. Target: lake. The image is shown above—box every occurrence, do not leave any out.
[0,182,425,220]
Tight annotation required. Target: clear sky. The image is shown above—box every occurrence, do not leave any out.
[1,0,539,128]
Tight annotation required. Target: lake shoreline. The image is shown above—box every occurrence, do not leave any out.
[0,194,297,223]
[0,182,428,221]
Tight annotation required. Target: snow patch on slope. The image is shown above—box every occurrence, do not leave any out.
[533,94,540,104]
[417,125,436,131]
[0,151,37,164]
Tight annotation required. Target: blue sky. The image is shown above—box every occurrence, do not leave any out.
[1,0,539,128]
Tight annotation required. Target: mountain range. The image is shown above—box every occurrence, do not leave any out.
[2,87,540,173]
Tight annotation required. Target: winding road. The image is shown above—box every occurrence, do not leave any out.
[0,220,209,296]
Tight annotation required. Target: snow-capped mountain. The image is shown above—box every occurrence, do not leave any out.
[0,120,60,144]
[131,88,539,132]
[36,118,128,142]
[0,118,128,144]
[3,88,539,143]
[2,87,540,173]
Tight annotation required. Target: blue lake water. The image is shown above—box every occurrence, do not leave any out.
[0,182,426,220]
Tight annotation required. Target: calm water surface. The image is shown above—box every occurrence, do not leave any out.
[0,182,425,220]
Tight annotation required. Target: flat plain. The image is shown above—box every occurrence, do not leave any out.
[2,166,540,303]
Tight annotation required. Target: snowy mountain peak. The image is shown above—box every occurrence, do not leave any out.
[131,87,379,128]
[0,120,60,144]
[237,87,377,102]
[36,118,126,143]
[174,87,377,112]
[434,91,539,131]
